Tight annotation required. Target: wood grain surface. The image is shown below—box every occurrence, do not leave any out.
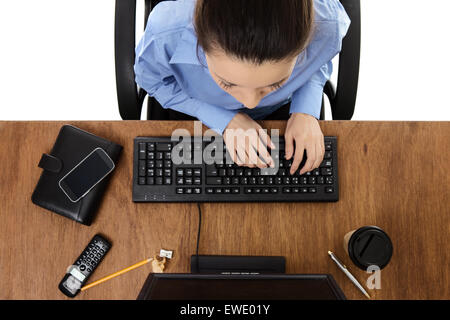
[0,120,448,300]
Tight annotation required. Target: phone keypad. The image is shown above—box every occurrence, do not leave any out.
[75,235,110,276]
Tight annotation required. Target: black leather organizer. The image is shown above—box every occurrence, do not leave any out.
[31,125,123,226]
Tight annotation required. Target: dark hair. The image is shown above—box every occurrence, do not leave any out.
[194,0,314,66]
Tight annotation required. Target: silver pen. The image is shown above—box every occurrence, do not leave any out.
[328,251,371,299]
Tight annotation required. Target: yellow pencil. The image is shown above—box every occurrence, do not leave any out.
[81,258,152,292]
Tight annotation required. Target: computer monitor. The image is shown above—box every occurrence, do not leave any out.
[137,273,346,300]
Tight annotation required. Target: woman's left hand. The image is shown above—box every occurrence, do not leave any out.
[284,112,324,175]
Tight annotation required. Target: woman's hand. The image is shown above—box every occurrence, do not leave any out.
[285,113,324,175]
[223,113,275,168]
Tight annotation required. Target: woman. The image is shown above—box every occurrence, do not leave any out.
[135,0,350,174]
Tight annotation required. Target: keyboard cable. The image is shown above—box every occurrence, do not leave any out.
[196,202,202,273]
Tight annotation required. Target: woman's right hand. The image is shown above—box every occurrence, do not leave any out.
[223,113,275,168]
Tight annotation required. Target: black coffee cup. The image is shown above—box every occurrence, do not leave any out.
[343,226,393,270]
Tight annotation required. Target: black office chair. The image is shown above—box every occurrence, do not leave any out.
[115,0,360,121]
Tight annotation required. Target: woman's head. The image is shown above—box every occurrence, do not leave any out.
[194,0,314,109]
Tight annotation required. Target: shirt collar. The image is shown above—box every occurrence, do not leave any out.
[169,25,207,67]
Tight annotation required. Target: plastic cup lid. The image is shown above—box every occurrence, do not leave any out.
[348,226,393,270]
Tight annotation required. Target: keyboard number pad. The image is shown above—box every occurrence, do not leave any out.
[138,142,172,185]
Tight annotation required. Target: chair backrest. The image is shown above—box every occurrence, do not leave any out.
[115,0,360,121]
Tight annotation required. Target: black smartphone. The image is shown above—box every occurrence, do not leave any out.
[59,147,115,202]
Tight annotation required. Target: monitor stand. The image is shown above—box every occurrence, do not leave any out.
[190,255,285,274]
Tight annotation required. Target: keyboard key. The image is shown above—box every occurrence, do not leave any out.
[309,187,317,193]
[194,177,201,185]
[164,169,171,176]
[139,161,146,177]
[206,188,214,194]
[176,169,183,176]
[244,188,252,194]
[321,168,333,176]
[139,143,146,159]
[232,187,240,194]
[207,177,222,185]
[206,165,218,176]
[240,177,248,185]
[156,152,164,160]
[156,143,172,151]
[253,188,261,194]
[325,176,333,184]
[194,188,202,194]
[155,177,163,185]
[270,187,279,194]
[300,187,308,193]
[193,169,201,177]
[292,187,300,193]
[176,177,184,185]
[164,177,171,185]
[325,144,332,151]
[325,187,334,193]
[176,188,183,194]
[320,159,332,168]
[147,142,155,151]
[317,176,324,184]
[282,187,291,193]
[185,177,193,185]
[185,188,192,194]
[224,188,231,194]
[138,177,146,185]
[324,151,332,159]
[214,188,223,194]
[146,177,154,185]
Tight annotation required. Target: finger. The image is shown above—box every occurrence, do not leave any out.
[290,141,305,174]
[258,128,275,150]
[248,145,266,168]
[257,135,274,168]
[236,146,247,166]
[284,133,294,160]
[312,140,324,170]
[299,144,316,175]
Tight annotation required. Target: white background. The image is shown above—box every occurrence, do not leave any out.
[0,0,449,121]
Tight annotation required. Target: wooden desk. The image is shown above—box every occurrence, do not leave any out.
[0,121,448,300]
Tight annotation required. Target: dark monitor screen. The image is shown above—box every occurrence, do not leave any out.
[137,274,346,300]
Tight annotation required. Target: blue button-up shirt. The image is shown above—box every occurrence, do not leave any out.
[135,0,350,134]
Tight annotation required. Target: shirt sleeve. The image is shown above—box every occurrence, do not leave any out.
[134,34,238,134]
[289,61,333,119]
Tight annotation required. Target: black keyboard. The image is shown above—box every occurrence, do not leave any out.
[132,136,338,202]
